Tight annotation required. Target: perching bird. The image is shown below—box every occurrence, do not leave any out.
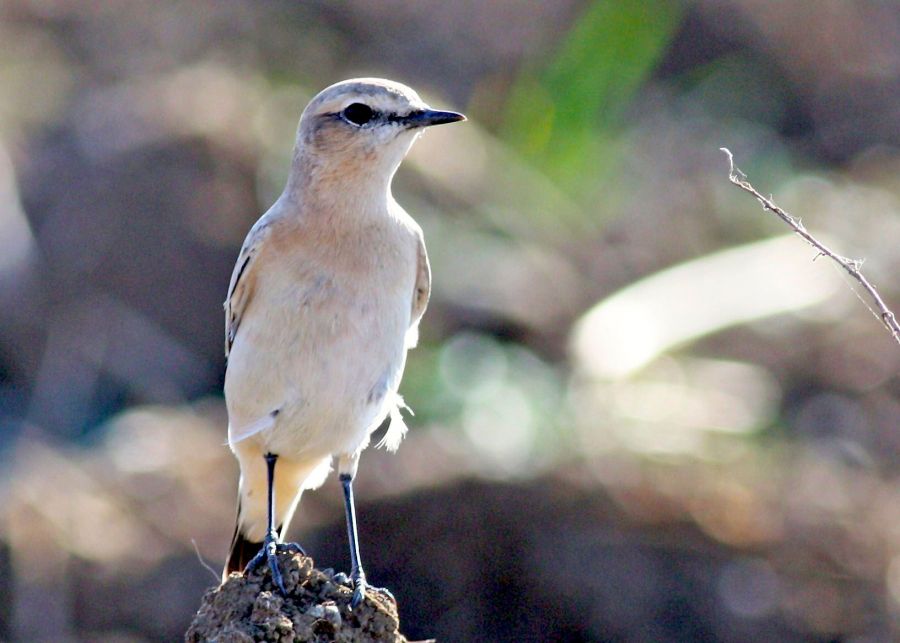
[221,78,464,606]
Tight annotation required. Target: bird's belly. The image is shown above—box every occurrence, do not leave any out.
[224,274,410,458]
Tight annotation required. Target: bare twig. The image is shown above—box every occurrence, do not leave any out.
[191,538,221,582]
[720,148,900,346]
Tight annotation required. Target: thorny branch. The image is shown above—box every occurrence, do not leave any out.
[720,148,900,347]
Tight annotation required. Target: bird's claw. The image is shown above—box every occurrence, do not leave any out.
[281,541,306,556]
[372,585,396,603]
[350,571,367,608]
[348,572,395,608]
[350,569,369,609]
[244,533,306,597]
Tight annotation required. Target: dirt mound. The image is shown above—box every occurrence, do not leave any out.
[186,552,418,642]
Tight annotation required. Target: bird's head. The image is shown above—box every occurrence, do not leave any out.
[294,78,465,181]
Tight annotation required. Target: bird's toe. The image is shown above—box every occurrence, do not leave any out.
[242,535,305,597]
[280,541,307,557]
[372,585,396,603]
[350,581,367,609]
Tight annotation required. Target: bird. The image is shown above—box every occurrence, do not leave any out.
[220,77,465,607]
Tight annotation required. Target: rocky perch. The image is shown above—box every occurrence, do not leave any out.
[186,552,420,642]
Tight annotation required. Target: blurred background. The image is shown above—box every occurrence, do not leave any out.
[1,0,899,640]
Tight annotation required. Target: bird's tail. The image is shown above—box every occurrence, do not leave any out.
[223,500,269,580]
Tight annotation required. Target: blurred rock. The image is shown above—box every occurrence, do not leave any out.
[1,419,897,641]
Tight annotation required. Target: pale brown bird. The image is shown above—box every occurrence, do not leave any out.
[221,78,464,606]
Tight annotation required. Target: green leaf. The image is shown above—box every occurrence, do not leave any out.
[502,0,683,196]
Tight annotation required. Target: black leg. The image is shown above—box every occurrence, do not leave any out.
[340,473,368,607]
[264,453,278,536]
[244,453,303,596]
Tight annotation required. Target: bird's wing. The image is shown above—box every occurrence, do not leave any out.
[407,229,431,348]
[224,217,274,357]
[378,230,430,451]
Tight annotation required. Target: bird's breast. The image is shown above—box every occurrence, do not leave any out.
[224,224,416,456]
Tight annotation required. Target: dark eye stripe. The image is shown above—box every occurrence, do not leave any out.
[386,111,419,124]
[325,106,410,127]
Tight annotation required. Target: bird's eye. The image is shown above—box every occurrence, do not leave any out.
[342,103,375,126]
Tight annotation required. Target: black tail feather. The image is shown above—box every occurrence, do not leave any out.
[224,527,263,580]
[223,499,283,581]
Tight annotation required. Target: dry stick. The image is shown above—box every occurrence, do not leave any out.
[192,538,221,582]
[720,148,900,347]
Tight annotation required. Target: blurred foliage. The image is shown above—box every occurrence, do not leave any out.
[503,0,682,201]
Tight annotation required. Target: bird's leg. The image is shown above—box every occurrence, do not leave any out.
[340,472,369,608]
[244,452,304,596]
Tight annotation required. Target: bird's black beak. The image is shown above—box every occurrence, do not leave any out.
[403,109,466,128]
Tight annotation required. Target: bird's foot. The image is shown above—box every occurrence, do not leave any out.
[350,570,367,608]
[348,570,395,608]
[371,584,396,603]
[244,533,306,597]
